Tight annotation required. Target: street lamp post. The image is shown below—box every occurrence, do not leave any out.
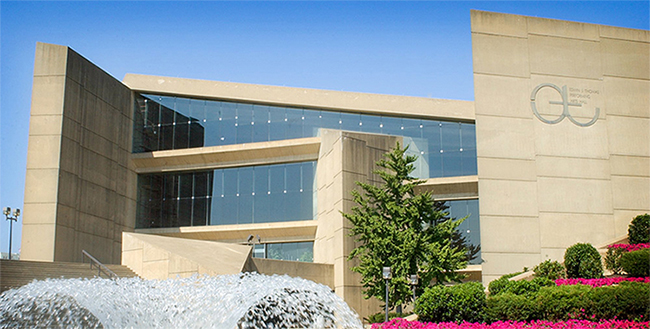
[409,274,419,304]
[3,207,20,260]
[382,266,392,323]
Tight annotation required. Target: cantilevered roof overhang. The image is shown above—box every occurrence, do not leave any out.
[131,137,321,173]
[135,220,319,244]
[123,74,475,123]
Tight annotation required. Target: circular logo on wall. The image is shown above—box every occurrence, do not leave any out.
[530,83,600,127]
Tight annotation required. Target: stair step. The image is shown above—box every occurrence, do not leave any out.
[1,259,140,293]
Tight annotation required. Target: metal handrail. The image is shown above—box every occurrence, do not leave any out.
[81,250,118,279]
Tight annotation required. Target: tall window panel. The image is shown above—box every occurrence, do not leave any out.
[446,199,481,265]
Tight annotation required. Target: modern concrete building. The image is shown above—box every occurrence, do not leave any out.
[20,11,649,318]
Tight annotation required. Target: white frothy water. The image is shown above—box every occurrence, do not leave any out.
[0,272,363,329]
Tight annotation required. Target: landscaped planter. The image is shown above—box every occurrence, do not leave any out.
[372,318,649,329]
[555,277,650,287]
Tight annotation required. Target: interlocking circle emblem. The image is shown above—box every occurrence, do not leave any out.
[530,83,600,127]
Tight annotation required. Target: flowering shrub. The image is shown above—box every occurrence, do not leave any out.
[607,244,650,252]
[371,318,650,329]
[555,277,650,287]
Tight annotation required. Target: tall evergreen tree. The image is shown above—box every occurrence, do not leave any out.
[344,142,468,309]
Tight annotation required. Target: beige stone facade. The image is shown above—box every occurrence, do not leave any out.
[471,10,650,282]
[20,11,649,321]
[22,43,136,264]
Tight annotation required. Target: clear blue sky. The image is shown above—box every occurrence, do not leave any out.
[1,1,648,256]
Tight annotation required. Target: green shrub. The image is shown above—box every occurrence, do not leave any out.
[604,247,627,275]
[500,278,553,296]
[628,213,650,244]
[533,260,566,280]
[564,243,603,279]
[485,282,650,323]
[485,293,539,322]
[487,272,522,296]
[415,282,486,323]
[365,312,411,324]
[590,282,650,321]
[620,248,650,277]
[536,284,592,321]
[531,277,555,288]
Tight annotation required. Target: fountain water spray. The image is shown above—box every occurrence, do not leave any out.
[0,272,363,329]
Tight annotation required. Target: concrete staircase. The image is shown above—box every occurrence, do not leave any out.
[0,259,139,293]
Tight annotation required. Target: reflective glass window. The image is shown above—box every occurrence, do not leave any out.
[266,242,313,262]
[136,161,316,228]
[445,199,481,264]
[133,94,478,178]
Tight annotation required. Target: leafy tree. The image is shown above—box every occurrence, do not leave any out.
[344,142,469,310]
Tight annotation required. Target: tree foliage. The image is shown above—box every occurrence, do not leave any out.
[344,142,469,309]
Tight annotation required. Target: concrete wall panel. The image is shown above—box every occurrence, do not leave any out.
[478,180,538,217]
[30,76,66,116]
[25,135,62,169]
[536,156,611,180]
[472,34,530,78]
[475,115,536,160]
[600,26,650,42]
[610,155,650,177]
[529,35,601,79]
[28,115,63,136]
[527,17,600,41]
[470,10,527,37]
[20,224,56,261]
[23,169,59,203]
[477,158,537,181]
[604,77,650,118]
[481,252,541,278]
[537,177,613,214]
[607,116,650,157]
[539,213,615,249]
[474,75,531,119]
[479,215,540,253]
[602,38,650,80]
[611,176,650,210]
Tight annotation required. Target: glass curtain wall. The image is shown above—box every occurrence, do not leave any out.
[137,161,316,229]
[133,94,478,178]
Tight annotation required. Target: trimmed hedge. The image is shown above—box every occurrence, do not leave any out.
[564,243,603,279]
[486,293,538,322]
[489,276,554,297]
[629,214,650,244]
[620,249,650,277]
[414,282,486,323]
[485,282,650,323]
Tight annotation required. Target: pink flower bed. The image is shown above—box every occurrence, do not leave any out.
[607,244,650,252]
[555,277,650,287]
[371,318,649,329]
